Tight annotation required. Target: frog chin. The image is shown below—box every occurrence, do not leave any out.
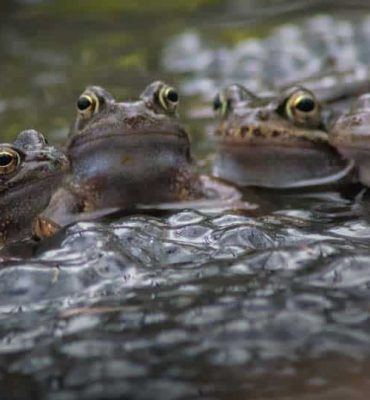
[68,133,192,207]
[213,143,354,188]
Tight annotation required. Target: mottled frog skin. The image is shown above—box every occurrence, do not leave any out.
[37,81,237,235]
[329,93,370,187]
[0,130,68,246]
[212,84,353,188]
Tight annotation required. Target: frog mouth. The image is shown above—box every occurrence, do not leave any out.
[213,143,355,188]
[68,130,191,160]
[69,126,189,147]
[0,172,65,197]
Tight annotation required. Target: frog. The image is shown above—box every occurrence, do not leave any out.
[212,84,354,188]
[0,129,69,247]
[329,93,370,187]
[35,81,240,237]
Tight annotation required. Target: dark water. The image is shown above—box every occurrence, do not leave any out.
[3,1,370,399]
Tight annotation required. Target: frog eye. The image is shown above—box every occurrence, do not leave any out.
[158,86,179,112]
[76,93,99,119]
[285,89,320,126]
[0,148,21,174]
[213,85,252,118]
[213,93,229,117]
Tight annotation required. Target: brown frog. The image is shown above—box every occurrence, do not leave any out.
[212,84,354,188]
[329,93,370,187]
[36,81,239,236]
[0,130,68,247]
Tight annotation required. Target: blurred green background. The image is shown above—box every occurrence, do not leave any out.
[0,0,225,144]
[0,0,369,146]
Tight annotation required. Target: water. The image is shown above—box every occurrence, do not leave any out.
[2,1,370,399]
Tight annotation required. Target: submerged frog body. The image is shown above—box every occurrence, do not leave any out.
[329,94,370,187]
[37,81,238,235]
[212,84,353,188]
[0,130,68,246]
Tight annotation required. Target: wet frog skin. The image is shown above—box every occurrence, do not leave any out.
[211,84,353,189]
[68,81,203,208]
[329,93,370,187]
[0,130,69,246]
[38,81,238,234]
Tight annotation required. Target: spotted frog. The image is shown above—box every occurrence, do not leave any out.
[329,93,370,186]
[0,130,68,246]
[37,81,238,236]
[212,84,354,188]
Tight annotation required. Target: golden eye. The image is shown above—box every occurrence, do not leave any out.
[213,85,250,118]
[158,86,179,112]
[286,90,320,126]
[0,149,21,174]
[76,93,99,119]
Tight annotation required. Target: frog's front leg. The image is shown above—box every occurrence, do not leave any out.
[32,187,82,239]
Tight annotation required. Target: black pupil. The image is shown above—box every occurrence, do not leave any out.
[213,95,222,111]
[296,97,315,112]
[0,153,14,167]
[77,96,92,111]
[167,89,178,103]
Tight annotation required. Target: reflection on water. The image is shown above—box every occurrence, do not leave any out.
[2,1,370,399]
